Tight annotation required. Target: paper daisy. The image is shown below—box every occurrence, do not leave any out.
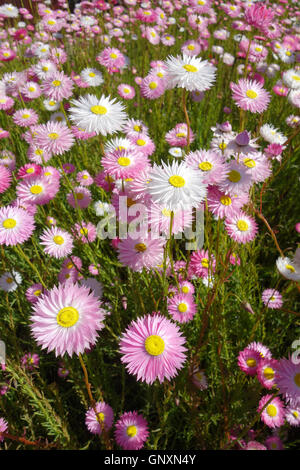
[165,54,216,92]
[276,257,300,282]
[0,270,22,292]
[80,68,104,87]
[0,206,35,246]
[40,226,74,259]
[275,358,300,407]
[85,401,114,435]
[167,293,197,323]
[225,211,258,244]
[147,161,207,211]
[30,283,106,356]
[68,94,127,136]
[258,395,285,428]
[119,314,187,384]
[230,78,270,113]
[114,411,149,450]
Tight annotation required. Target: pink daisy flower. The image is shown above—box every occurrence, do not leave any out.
[27,145,52,165]
[245,4,275,32]
[0,417,8,442]
[140,73,165,100]
[148,202,193,236]
[118,236,165,272]
[257,358,278,390]
[101,147,149,180]
[178,280,195,295]
[0,166,12,194]
[275,358,300,407]
[118,83,135,100]
[248,341,272,360]
[0,128,10,139]
[189,249,216,278]
[184,149,229,185]
[230,79,271,113]
[181,40,201,57]
[95,171,115,192]
[191,368,208,390]
[16,175,59,205]
[119,314,187,384]
[238,347,262,376]
[72,222,97,244]
[41,70,74,101]
[40,226,74,259]
[115,411,149,450]
[123,118,149,137]
[34,122,74,155]
[85,401,114,435]
[225,211,258,244]
[136,8,157,23]
[17,163,42,180]
[96,47,126,72]
[239,152,271,184]
[165,123,195,148]
[167,293,197,323]
[20,81,42,100]
[25,283,45,304]
[261,289,283,309]
[67,186,92,209]
[0,206,35,246]
[12,108,39,127]
[265,436,284,450]
[129,133,156,157]
[76,171,93,186]
[71,126,97,140]
[30,283,106,357]
[21,352,40,371]
[0,95,14,110]
[207,186,248,220]
[244,441,267,450]
[258,395,285,428]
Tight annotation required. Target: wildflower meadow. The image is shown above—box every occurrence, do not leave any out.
[0,0,300,453]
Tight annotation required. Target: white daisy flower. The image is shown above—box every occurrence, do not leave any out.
[0,271,22,292]
[68,94,127,136]
[43,98,60,112]
[169,147,183,158]
[276,257,300,281]
[35,43,51,59]
[34,60,57,80]
[147,160,207,211]
[278,48,295,64]
[0,4,18,18]
[80,68,104,87]
[164,54,217,92]
[282,69,300,89]
[50,112,66,124]
[93,201,112,216]
[259,124,287,145]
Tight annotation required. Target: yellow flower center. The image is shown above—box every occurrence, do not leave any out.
[53,235,64,245]
[26,168,34,173]
[3,52,10,57]
[80,227,88,235]
[66,262,73,269]
[286,51,291,56]
[149,81,157,90]
[219,142,227,150]
[6,277,13,283]
[266,404,277,417]
[145,335,165,356]
[293,411,299,418]
[30,185,43,194]
[34,289,42,296]
[97,412,105,422]
[220,195,232,206]
[57,306,79,328]
[187,44,195,50]
[89,72,96,77]
[292,75,300,81]
[134,243,147,252]
[48,20,56,25]
[48,132,59,140]
[22,114,30,119]
[263,367,275,380]
[123,88,130,93]
[199,161,213,171]
[201,258,209,268]
[176,132,186,137]
[127,198,135,208]
[49,101,56,106]
[52,80,61,87]
[162,208,172,217]
[243,158,256,168]
[228,170,241,182]
[82,175,89,179]
[237,220,249,231]
[246,358,256,368]
[246,89,258,99]
[286,264,295,272]
[126,425,137,437]
[157,72,163,78]
[110,53,117,59]
[118,157,131,167]
[133,125,141,132]
[183,64,198,72]
[90,105,107,115]
[182,286,190,294]
[178,303,188,313]
[294,373,300,388]
[255,47,262,52]
[169,175,185,188]
[136,139,146,146]
[76,193,84,200]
